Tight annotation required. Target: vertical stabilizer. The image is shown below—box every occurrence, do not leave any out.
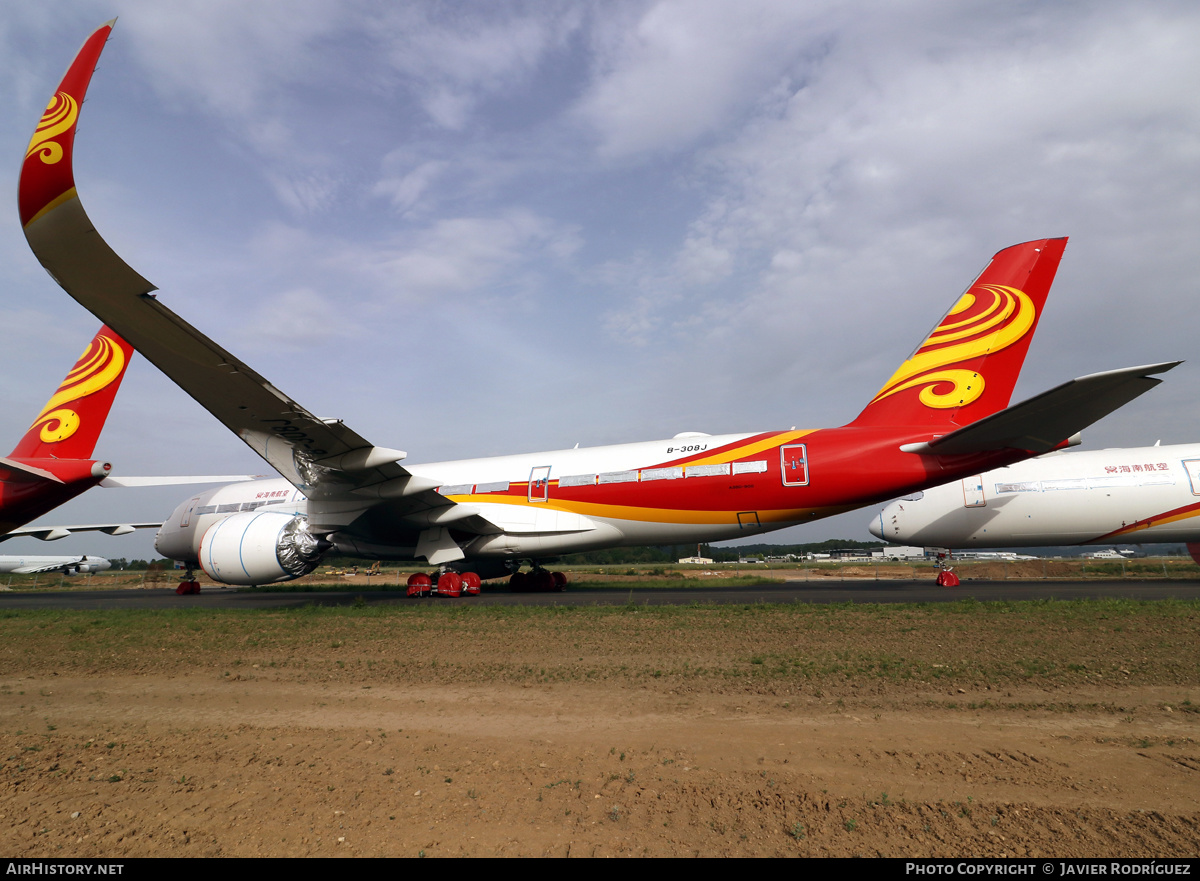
[849,237,1067,430]
[9,326,135,460]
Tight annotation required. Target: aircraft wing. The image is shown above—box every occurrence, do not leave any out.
[7,557,93,575]
[19,22,458,534]
[0,523,160,543]
[901,362,1180,456]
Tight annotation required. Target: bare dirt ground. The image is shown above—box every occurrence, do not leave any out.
[0,602,1196,857]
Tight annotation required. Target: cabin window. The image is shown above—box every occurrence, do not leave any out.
[558,474,595,488]
[686,463,729,478]
[474,481,510,494]
[598,470,638,484]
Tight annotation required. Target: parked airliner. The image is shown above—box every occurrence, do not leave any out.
[0,555,110,575]
[19,23,1177,591]
[869,443,1200,564]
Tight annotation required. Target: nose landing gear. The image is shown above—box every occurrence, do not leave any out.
[175,566,201,595]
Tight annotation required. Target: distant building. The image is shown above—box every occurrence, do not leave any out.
[678,556,714,564]
[874,546,926,560]
[827,548,873,561]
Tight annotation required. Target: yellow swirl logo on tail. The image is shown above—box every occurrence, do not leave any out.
[870,284,1035,410]
[25,92,79,166]
[28,334,126,444]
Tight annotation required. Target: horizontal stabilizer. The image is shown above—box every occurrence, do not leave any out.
[0,522,161,543]
[100,475,262,488]
[0,457,63,483]
[901,361,1180,456]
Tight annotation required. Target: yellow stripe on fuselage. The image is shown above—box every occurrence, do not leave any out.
[443,492,819,526]
[1107,505,1200,537]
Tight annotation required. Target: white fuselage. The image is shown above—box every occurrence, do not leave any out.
[869,443,1200,547]
[155,431,787,563]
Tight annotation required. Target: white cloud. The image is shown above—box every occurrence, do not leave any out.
[372,157,449,214]
[373,3,583,129]
[358,211,580,303]
[576,0,830,160]
[238,288,359,349]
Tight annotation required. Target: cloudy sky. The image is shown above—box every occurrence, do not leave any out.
[1,0,1197,562]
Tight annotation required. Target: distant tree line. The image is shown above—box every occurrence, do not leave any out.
[561,539,886,565]
[105,540,891,572]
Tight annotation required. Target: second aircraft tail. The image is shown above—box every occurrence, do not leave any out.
[8,325,135,461]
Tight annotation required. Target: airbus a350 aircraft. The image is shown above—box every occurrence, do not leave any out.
[869,443,1200,564]
[19,23,1178,591]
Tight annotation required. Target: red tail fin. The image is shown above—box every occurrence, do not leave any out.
[849,237,1067,430]
[9,326,134,460]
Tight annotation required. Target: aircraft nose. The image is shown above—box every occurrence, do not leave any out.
[870,500,904,541]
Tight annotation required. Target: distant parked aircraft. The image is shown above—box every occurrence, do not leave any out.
[0,554,110,575]
[869,443,1200,564]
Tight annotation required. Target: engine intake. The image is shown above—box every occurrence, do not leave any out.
[199,511,325,585]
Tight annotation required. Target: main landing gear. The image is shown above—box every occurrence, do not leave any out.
[508,567,567,592]
[404,564,569,597]
[406,570,483,598]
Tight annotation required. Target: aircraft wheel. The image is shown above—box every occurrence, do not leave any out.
[437,572,463,597]
[509,571,528,592]
[406,573,432,597]
[461,572,482,595]
[551,571,568,591]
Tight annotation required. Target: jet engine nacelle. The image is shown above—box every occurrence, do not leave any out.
[72,556,110,574]
[198,511,325,586]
